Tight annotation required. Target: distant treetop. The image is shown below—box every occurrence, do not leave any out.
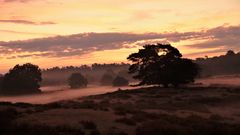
[68,73,88,89]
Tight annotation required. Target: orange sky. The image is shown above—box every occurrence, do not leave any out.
[0,0,240,72]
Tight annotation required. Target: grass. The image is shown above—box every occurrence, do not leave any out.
[136,114,240,135]
[0,107,85,135]
[80,120,97,130]
[1,86,240,135]
[115,117,136,126]
[105,127,128,135]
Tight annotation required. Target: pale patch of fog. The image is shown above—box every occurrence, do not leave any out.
[0,85,138,104]
[196,75,240,87]
[1,75,240,104]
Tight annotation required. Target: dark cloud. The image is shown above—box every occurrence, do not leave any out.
[0,33,168,58]
[0,25,240,59]
[185,25,240,50]
[0,19,56,25]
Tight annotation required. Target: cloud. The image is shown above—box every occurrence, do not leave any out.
[3,0,31,3]
[0,25,240,59]
[0,29,56,36]
[0,19,56,25]
[185,25,240,50]
[184,49,227,58]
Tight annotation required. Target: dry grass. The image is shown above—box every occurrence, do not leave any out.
[1,86,240,135]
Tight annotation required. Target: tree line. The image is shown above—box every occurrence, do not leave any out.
[195,50,240,77]
[0,43,200,95]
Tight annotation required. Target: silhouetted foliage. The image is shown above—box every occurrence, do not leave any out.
[226,50,235,56]
[1,63,42,94]
[41,63,129,86]
[127,43,199,87]
[68,73,88,89]
[196,50,240,77]
[0,75,3,91]
[0,108,18,133]
[112,76,129,86]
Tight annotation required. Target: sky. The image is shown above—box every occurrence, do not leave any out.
[0,0,240,72]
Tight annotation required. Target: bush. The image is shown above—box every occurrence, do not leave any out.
[68,73,88,89]
[1,63,42,94]
[112,76,129,86]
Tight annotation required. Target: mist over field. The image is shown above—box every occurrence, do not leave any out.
[0,74,240,104]
[0,85,136,104]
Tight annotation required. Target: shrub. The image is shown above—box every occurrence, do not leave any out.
[68,73,88,89]
[112,76,129,86]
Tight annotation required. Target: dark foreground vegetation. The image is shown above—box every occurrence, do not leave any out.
[0,86,240,135]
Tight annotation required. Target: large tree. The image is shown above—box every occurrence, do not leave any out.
[127,43,199,87]
[1,63,42,94]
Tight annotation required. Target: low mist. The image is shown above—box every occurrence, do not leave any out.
[0,85,136,104]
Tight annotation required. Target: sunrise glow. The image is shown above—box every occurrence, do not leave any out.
[0,0,240,72]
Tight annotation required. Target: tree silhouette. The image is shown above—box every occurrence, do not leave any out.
[195,50,240,77]
[112,76,129,86]
[0,75,3,91]
[68,73,88,89]
[1,63,42,94]
[127,43,199,87]
[100,71,115,85]
[226,50,235,56]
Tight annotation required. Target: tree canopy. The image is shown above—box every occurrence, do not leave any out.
[112,76,129,86]
[1,63,42,94]
[68,73,88,89]
[127,43,199,87]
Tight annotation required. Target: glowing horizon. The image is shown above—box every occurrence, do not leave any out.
[0,0,240,72]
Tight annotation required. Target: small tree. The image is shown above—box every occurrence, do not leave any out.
[112,76,129,86]
[68,73,88,89]
[226,50,235,56]
[127,43,199,87]
[1,63,42,94]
